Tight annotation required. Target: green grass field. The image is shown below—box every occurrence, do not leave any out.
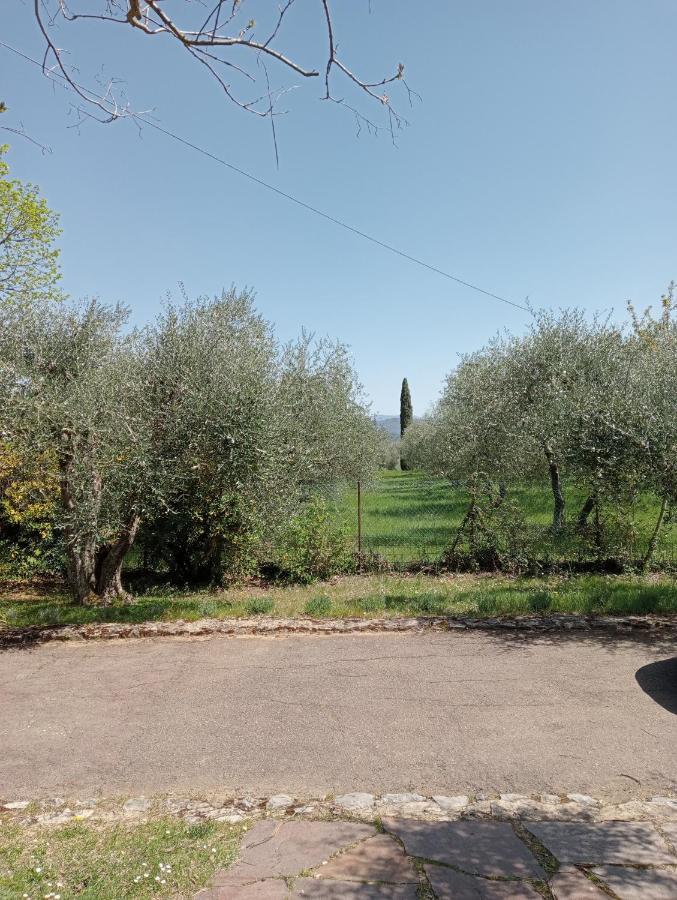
[1,572,675,630]
[331,470,674,565]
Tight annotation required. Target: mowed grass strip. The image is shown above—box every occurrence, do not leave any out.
[0,818,246,899]
[2,573,675,630]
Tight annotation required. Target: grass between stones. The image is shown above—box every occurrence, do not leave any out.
[1,572,675,631]
[0,818,247,899]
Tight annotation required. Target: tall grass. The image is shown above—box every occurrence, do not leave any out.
[2,573,675,629]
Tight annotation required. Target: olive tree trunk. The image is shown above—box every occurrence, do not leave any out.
[543,442,566,531]
[59,430,99,603]
[59,433,139,604]
[94,512,141,603]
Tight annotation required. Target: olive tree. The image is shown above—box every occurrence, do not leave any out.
[573,290,677,566]
[405,296,676,565]
[136,291,382,586]
[412,310,630,532]
[1,288,382,598]
[628,289,677,564]
[277,334,381,487]
[0,298,150,602]
[137,289,284,583]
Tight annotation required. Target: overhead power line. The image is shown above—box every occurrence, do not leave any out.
[1,40,529,313]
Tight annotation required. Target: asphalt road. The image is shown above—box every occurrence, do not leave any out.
[1,630,676,800]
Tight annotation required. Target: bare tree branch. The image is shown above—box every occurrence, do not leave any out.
[0,122,52,155]
[28,0,414,138]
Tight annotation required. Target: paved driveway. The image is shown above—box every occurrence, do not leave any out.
[1,630,675,799]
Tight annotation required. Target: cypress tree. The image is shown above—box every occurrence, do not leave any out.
[399,377,413,470]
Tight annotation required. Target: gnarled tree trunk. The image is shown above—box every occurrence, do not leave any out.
[58,430,139,603]
[95,511,141,604]
[64,535,98,604]
[59,429,99,603]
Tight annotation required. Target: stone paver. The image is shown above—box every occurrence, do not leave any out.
[318,833,418,883]
[225,820,375,880]
[334,792,375,812]
[380,793,425,805]
[195,878,288,899]
[591,866,677,899]
[122,797,151,814]
[191,812,677,899]
[549,866,609,898]
[432,794,470,812]
[293,880,418,898]
[528,821,676,865]
[423,865,542,898]
[383,819,545,879]
[266,795,293,811]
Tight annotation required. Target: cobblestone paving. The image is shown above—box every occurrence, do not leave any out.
[196,815,677,899]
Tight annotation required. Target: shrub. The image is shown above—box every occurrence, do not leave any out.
[0,537,63,580]
[443,486,530,573]
[278,496,354,583]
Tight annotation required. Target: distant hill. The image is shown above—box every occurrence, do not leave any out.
[374,415,402,439]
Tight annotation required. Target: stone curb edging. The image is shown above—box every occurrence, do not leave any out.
[3,792,677,829]
[2,612,677,646]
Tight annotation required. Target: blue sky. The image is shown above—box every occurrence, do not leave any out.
[2,1,676,413]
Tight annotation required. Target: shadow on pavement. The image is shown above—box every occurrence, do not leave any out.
[461,626,677,658]
[635,656,677,714]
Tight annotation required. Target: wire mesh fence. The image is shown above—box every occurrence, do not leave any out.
[328,471,677,571]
